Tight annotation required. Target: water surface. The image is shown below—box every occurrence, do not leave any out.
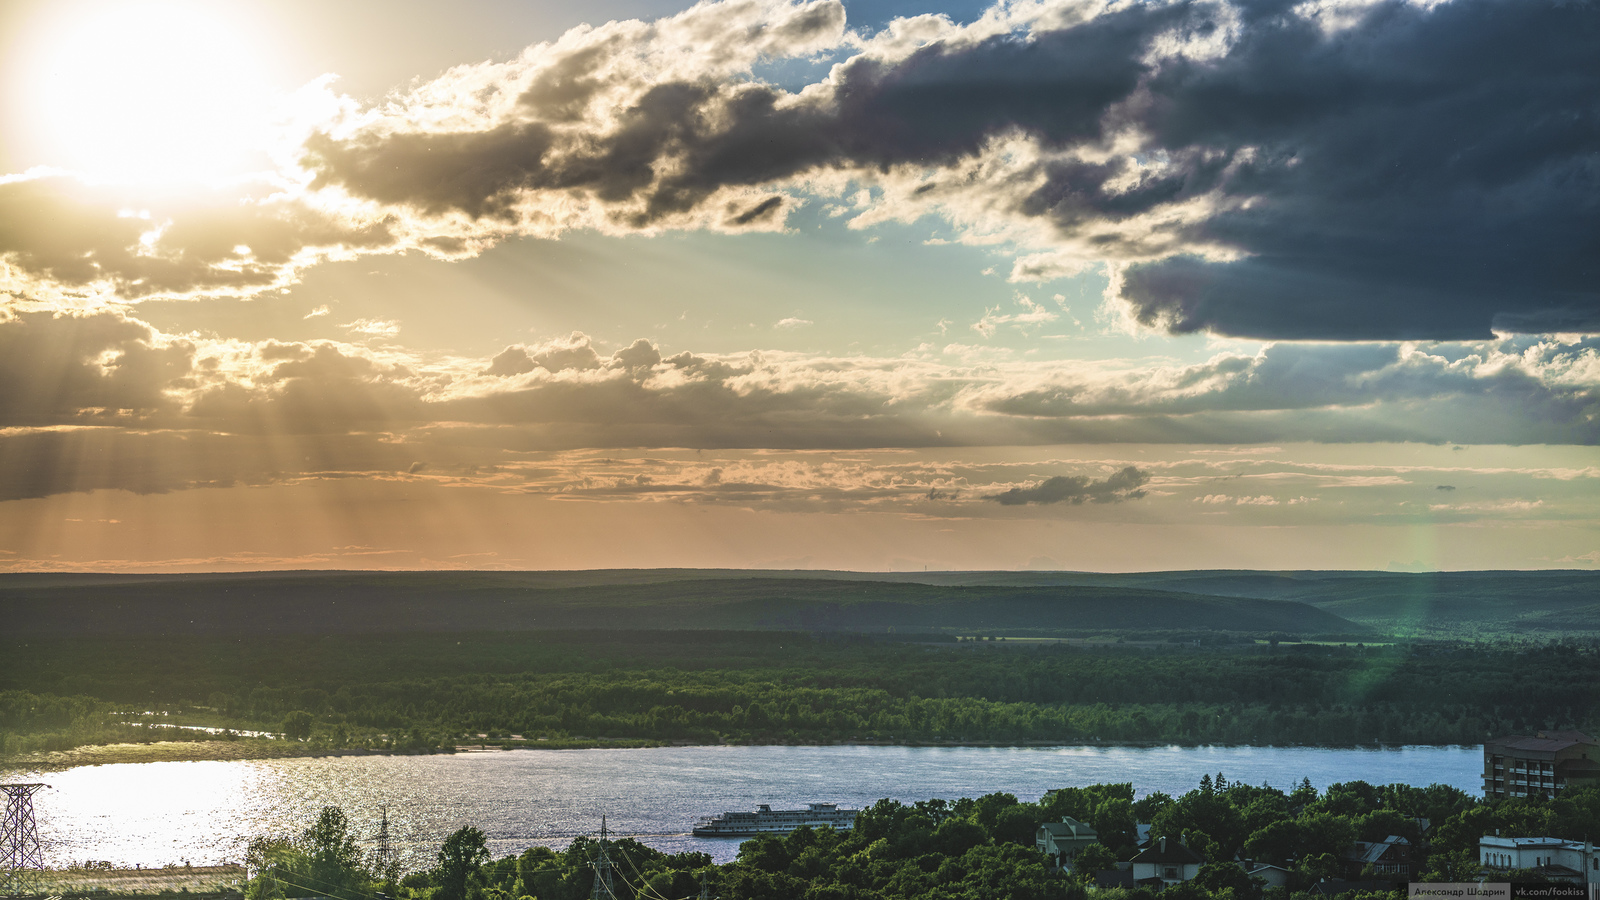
[6,744,1481,869]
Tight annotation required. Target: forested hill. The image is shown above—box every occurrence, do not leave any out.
[3,567,1596,637]
[0,571,1369,637]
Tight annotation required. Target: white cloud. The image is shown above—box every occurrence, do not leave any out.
[341,318,400,337]
[973,295,1058,337]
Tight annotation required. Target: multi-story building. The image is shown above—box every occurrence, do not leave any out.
[1482,731,1600,800]
[1479,834,1600,886]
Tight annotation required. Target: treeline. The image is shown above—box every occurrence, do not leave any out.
[243,778,1600,900]
[4,634,1600,754]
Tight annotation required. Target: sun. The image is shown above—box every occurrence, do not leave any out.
[10,0,286,185]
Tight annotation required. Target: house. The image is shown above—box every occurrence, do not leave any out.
[1130,836,1204,887]
[1240,861,1291,888]
[1479,835,1600,884]
[1036,817,1099,871]
[1307,877,1408,898]
[1483,731,1600,800]
[1341,835,1412,879]
[1094,869,1137,890]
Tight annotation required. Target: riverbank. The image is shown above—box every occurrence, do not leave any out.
[0,739,452,771]
[37,864,245,894]
[4,734,1470,773]
[1,736,688,771]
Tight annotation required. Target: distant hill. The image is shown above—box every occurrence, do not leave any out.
[5,567,1593,638]
[0,571,1370,637]
[977,570,1600,637]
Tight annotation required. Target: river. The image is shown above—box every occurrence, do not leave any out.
[4,744,1481,869]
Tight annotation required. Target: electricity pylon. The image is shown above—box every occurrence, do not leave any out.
[590,816,616,900]
[374,804,395,880]
[1,784,48,897]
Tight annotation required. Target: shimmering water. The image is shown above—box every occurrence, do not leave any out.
[5,744,1481,869]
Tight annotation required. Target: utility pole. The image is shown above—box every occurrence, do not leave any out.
[590,816,615,900]
[1,783,48,898]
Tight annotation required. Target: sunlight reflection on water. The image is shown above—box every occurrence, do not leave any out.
[5,744,1481,869]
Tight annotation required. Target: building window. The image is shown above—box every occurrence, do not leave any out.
[1164,867,1179,880]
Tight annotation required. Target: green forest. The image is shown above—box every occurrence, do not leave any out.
[4,631,1598,757]
[240,776,1600,900]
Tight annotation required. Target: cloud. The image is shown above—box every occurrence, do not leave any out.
[986,466,1149,505]
[775,317,813,329]
[0,308,194,427]
[342,318,400,337]
[6,309,1600,444]
[0,308,1597,501]
[0,174,396,304]
[3,0,1595,341]
[973,295,1057,336]
[300,0,1600,340]
[959,338,1600,444]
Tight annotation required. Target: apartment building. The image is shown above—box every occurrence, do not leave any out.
[1482,731,1600,800]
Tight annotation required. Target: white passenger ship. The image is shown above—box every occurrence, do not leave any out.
[692,802,859,836]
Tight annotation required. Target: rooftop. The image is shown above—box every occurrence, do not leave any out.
[1132,837,1204,865]
[1488,731,1598,755]
[1480,836,1590,850]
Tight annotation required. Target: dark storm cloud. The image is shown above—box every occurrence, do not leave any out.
[295,0,1598,340]
[986,466,1150,505]
[1109,0,1600,338]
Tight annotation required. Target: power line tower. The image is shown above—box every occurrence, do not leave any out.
[590,816,615,900]
[373,804,395,880]
[1,783,48,898]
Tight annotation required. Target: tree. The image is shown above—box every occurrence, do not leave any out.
[1243,820,1302,863]
[438,826,490,900]
[304,807,362,871]
[1288,778,1317,811]
[994,804,1044,846]
[1133,792,1174,822]
[1420,847,1481,884]
[243,809,370,900]
[1075,843,1118,875]
[303,807,368,900]
[281,711,313,741]
[737,834,790,874]
[1195,861,1263,900]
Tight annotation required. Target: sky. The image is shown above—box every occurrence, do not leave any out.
[0,0,1596,573]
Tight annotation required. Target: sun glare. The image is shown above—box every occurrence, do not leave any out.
[13,1,285,185]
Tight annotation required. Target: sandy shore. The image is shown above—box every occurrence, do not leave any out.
[1,737,679,771]
[0,739,400,772]
[37,864,245,893]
